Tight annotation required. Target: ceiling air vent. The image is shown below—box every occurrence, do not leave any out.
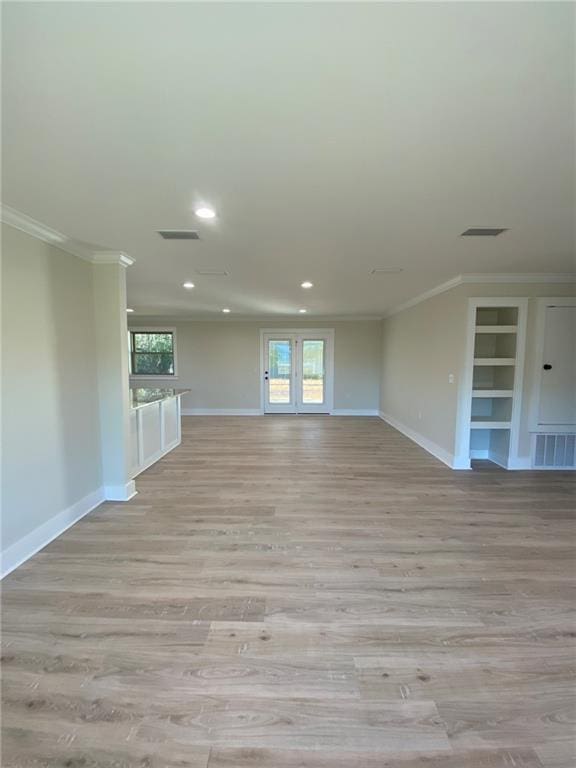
[196,268,229,276]
[460,228,508,237]
[157,230,200,240]
[370,267,403,274]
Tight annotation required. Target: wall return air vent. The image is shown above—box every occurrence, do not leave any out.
[533,433,576,469]
[157,230,200,240]
[460,228,508,237]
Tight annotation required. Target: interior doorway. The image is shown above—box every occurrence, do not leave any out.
[260,330,334,414]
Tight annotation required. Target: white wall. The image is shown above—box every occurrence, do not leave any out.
[379,281,576,466]
[129,320,382,413]
[93,264,135,500]
[1,225,103,556]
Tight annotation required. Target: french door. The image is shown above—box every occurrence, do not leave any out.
[262,331,334,414]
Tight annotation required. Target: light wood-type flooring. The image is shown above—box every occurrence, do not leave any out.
[2,416,575,767]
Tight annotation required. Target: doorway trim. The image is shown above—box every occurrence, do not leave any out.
[259,328,335,414]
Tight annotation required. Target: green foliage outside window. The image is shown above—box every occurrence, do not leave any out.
[131,332,174,375]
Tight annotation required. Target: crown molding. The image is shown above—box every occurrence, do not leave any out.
[1,204,68,244]
[381,275,464,319]
[382,272,576,319]
[460,273,576,285]
[126,314,382,323]
[91,251,135,268]
[1,205,134,266]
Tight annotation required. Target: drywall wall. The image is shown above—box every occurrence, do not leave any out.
[93,264,135,500]
[380,281,576,466]
[1,224,103,556]
[129,320,382,413]
[380,288,463,461]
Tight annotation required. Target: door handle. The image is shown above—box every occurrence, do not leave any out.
[543,363,552,370]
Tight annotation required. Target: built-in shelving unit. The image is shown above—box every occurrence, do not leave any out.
[471,389,514,398]
[455,299,528,470]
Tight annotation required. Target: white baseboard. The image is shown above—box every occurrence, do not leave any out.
[1,487,105,578]
[104,480,137,501]
[378,411,458,469]
[507,457,532,470]
[468,450,531,471]
[183,408,380,417]
[487,451,509,470]
[132,439,181,479]
[331,409,379,416]
[181,408,263,416]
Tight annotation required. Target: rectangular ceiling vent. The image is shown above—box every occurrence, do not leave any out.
[460,227,508,237]
[157,230,200,240]
[370,267,403,274]
[195,268,229,276]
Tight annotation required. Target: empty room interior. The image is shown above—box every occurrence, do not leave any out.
[1,2,576,766]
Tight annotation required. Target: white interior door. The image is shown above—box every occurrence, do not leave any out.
[263,331,333,414]
[539,306,576,425]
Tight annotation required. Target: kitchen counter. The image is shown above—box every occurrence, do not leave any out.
[129,387,189,477]
[130,387,190,409]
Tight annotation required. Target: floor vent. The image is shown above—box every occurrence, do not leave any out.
[533,433,576,469]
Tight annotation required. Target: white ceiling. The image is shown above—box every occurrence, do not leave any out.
[3,2,574,318]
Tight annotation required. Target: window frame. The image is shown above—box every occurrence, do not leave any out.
[129,327,178,380]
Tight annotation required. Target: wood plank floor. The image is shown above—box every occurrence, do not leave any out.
[2,416,575,767]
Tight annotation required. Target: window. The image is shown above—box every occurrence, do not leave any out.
[129,330,176,377]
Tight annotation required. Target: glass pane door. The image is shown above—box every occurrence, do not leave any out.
[265,338,296,412]
[302,340,325,405]
[262,332,333,414]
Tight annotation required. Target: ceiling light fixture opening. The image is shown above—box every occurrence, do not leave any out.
[298,309,307,314]
[183,282,195,289]
[222,308,231,313]
[301,281,314,289]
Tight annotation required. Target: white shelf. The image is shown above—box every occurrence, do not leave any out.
[459,299,527,471]
[475,325,517,334]
[474,358,516,366]
[472,389,514,398]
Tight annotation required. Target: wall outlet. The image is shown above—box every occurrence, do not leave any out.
[448,373,455,384]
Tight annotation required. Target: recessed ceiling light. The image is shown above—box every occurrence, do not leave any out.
[195,206,216,220]
[299,308,307,313]
[222,308,231,313]
[126,308,134,313]
[183,281,195,289]
[301,281,314,289]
